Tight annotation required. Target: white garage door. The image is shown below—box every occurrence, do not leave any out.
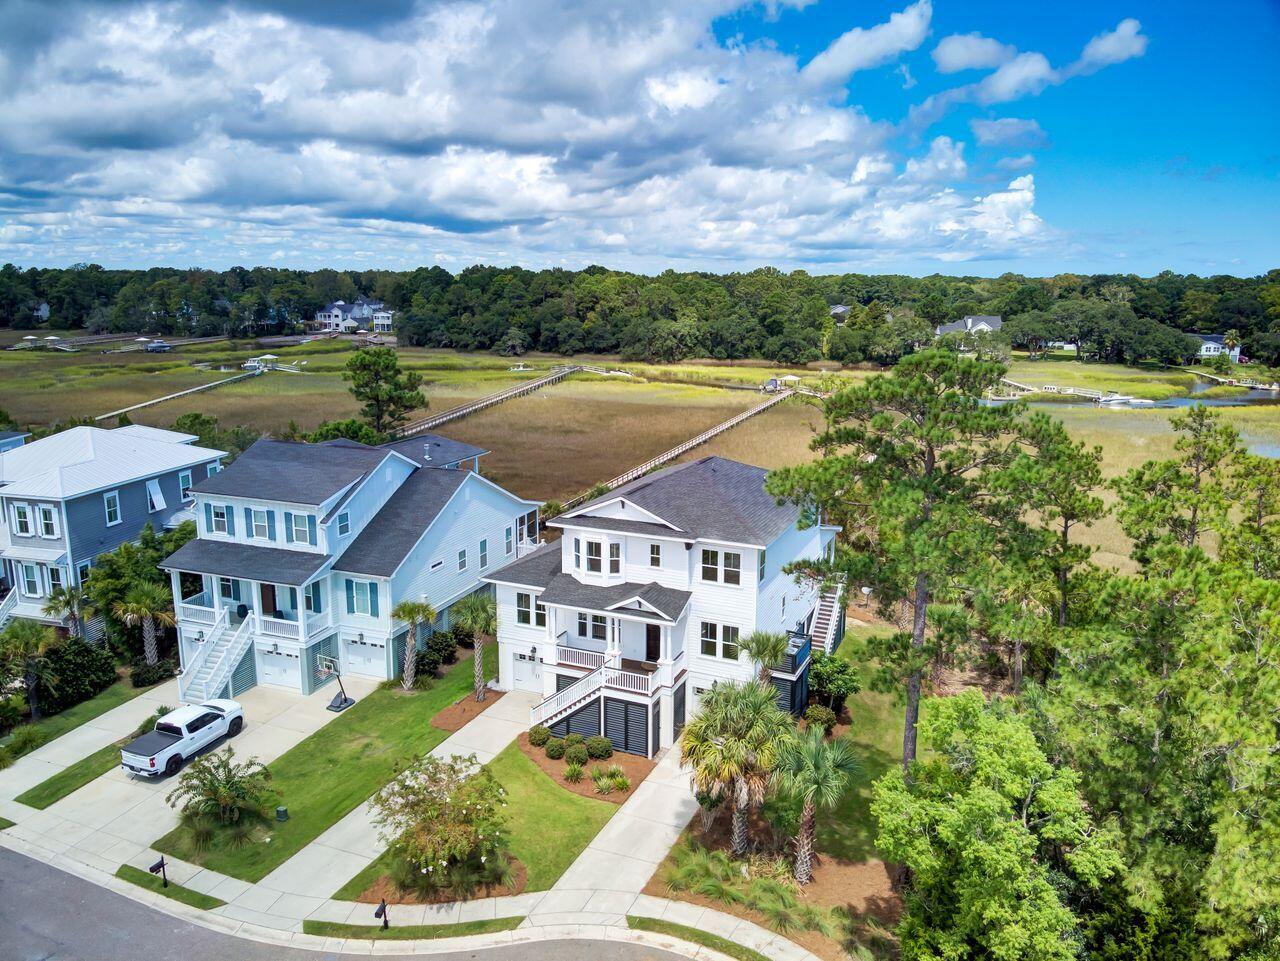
[345,636,386,677]
[259,648,301,689]
[512,652,542,692]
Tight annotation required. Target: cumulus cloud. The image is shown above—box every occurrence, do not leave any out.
[802,0,931,86]
[1072,17,1149,75]
[931,32,1016,73]
[970,117,1047,148]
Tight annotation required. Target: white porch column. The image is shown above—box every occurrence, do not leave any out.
[606,616,622,666]
[168,569,183,606]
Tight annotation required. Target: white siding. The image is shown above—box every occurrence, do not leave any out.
[321,458,415,556]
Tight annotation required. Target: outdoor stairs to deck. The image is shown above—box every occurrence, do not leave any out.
[530,666,605,728]
[0,587,17,631]
[811,583,844,654]
[179,613,253,703]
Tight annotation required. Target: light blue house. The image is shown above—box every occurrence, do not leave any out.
[161,434,539,702]
[0,425,225,631]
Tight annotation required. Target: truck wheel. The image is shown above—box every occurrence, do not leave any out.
[164,755,183,777]
[228,717,243,737]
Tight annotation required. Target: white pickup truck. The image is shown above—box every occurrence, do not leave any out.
[120,700,244,778]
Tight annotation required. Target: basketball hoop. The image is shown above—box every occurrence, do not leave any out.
[317,653,354,712]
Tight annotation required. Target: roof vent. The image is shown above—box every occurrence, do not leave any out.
[422,443,431,463]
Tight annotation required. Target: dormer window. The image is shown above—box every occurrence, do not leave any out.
[211,504,228,534]
[723,552,741,585]
[586,541,602,574]
[701,549,719,582]
[609,543,621,574]
[649,544,661,567]
[573,538,581,569]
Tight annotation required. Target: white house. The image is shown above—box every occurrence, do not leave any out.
[935,314,1003,338]
[314,295,395,333]
[485,456,844,758]
[162,435,538,703]
[1195,334,1241,363]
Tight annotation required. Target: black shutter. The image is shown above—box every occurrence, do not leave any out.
[551,698,601,739]
[650,701,660,758]
[604,698,627,753]
[772,676,792,714]
[673,682,686,737]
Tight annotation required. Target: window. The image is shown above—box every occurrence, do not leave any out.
[457,548,467,572]
[535,600,547,628]
[573,538,581,569]
[144,478,166,513]
[304,581,323,614]
[506,526,514,556]
[586,541,602,573]
[578,612,588,637]
[591,615,607,641]
[218,577,239,602]
[12,503,31,536]
[721,625,740,660]
[49,566,63,592]
[516,592,532,625]
[337,512,350,537]
[104,491,121,527]
[701,548,719,582]
[206,462,221,477]
[38,505,58,538]
[77,561,92,582]
[178,470,193,500]
[609,543,621,574]
[346,579,378,617]
[723,552,741,586]
[479,538,489,569]
[758,549,766,582]
[21,564,40,597]
[701,621,717,656]
[291,513,310,543]
[251,509,270,539]
[649,543,661,567]
[211,505,228,534]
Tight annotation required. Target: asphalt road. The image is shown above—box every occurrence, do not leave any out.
[0,848,689,961]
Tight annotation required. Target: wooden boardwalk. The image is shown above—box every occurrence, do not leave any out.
[94,370,263,422]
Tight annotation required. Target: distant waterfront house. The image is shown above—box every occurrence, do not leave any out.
[935,314,1003,338]
[829,304,852,325]
[1194,334,1241,363]
[314,295,395,333]
[0,425,225,630]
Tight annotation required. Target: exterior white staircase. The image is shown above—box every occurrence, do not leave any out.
[179,610,253,703]
[0,587,17,631]
[530,666,605,727]
[811,583,845,654]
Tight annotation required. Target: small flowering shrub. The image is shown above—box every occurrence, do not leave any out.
[370,753,513,898]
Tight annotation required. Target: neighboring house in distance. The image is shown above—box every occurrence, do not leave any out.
[33,301,50,322]
[161,437,539,703]
[0,430,30,454]
[829,304,852,325]
[0,425,225,630]
[1195,334,1241,363]
[485,456,844,758]
[935,314,1003,338]
[314,295,395,333]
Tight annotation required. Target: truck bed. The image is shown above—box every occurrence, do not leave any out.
[122,730,181,759]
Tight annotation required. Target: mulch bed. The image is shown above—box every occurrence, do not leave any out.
[355,857,528,905]
[431,688,505,733]
[516,731,656,805]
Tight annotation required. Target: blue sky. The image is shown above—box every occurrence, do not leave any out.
[0,0,1275,276]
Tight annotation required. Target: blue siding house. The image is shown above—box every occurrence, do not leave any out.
[0,425,225,630]
[161,433,539,702]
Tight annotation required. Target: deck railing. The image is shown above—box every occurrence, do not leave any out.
[604,665,656,695]
[557,643,606,670]
[259,614,301,640]
[178,594,217,625]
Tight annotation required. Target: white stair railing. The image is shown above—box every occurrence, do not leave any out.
[178,608,229,702]
[530,666,605,726]
[182,612,254,703]
[0,588,18,630]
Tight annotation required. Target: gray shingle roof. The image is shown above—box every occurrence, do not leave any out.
[381,434,488,469]
[193,439,393,506]
[484,542,562,589]
[332,467,469,577]
[161,539,328,586]
[539,575,691,621]
[936,314,1003,336]
[549,515,684,539]
[568,456,798,547]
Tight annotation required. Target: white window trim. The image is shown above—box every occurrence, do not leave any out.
[457,548,467,572]
[12,502,32,537]
[211,504,229,535]
[38,504,59,539]
[506,526,514,556]
[351,580,372,616]
[479,539,489,569]
[649,543,661,567]
[207,462,220,477]
[104,490,122,527]
[145,478,167,514]
[251,508,270,540]
[178,470,193,500]
[291,513,310,543]
[337,512,351,537]
[20,563,41,597]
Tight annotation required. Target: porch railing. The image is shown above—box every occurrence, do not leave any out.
[259,614,301,640]
[178,594,217,625]
[0,587,17,629]
[557,643,606,670]
[177,607,230,702]
[773,631,812,676]
[604,665,656,696]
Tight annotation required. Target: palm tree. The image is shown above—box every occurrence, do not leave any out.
[680,681,794,856]
[1223,328,1242,354]
[774,727,859,883]
[739,630,790,686]
[0,620,59,721]
[42,585,95,641]
[114,582,176,666]
[391,600,438,692]
[452,592,496,703]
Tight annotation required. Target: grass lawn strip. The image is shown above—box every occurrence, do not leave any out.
[114,864,226,910]
[333,738,617,900]
[302,917,523,941]
[153,647,495,882]
[15,742,124,809]
[626,916,771,961]
[0,679,150,756]
[0,816,14,830]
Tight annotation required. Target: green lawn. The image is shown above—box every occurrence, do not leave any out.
[0,816,14,831]
[15,742,123,809]
[114,864,226,910]
[626,916,771,961]
[154,647,495,882]
[1006,356,1198,401]
[302,917,523,941]
[333,738,617,900]
[0,679,150,757]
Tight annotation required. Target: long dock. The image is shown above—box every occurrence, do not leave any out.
[95,370,263,422]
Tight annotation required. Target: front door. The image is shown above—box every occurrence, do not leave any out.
[645,624,661,662]
[260,584,277,617]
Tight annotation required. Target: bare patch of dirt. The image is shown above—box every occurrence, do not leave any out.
[356,857,528,905]
[515,732,655,804]
[431,689,506,733]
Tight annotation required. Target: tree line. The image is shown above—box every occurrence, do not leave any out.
[3,262,1278,366]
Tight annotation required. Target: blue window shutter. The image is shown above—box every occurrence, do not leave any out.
[231,579,241,602]
[288,587,297,610]
[284,511,293,543]
[266,511,276,540]
[204,502,213,530]
[243,507,253,537]
[369,582,379,618]
[345,579,355,614]
[313,582,323,614]
[307,515,317,546]
[226,506,236,536]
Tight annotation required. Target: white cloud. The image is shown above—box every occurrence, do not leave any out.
[1073,17,1148,75]
[802,0,931,86]
[970,117,1046,147]
[902,136,967,182]
[996,153,1035,171]
[931,32,1015,73]
[646,69,722,112]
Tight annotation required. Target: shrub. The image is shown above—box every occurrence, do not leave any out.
[585,735,613,759]
[130,657,176,688]
[605,763,625,778]
[565,743,589,766]
[165,748,276,825]
[528,725,551,747]
[7,725,49,757]
[545,737,566,760]
[0,696,23,735]
[564,732,584,747]
[414,645,443,681]
[450,622,474,648]
[591,767,614,795]
[762,791,803,851]
[809,650,860,710]
[804,704,838,734]
[35,638,118,715]
[0,745,13,769]
[611,773,632,793]
[564,762,584,783]
[427,629,458,666]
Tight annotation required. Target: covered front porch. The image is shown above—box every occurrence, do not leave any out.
[547,603,687,698]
